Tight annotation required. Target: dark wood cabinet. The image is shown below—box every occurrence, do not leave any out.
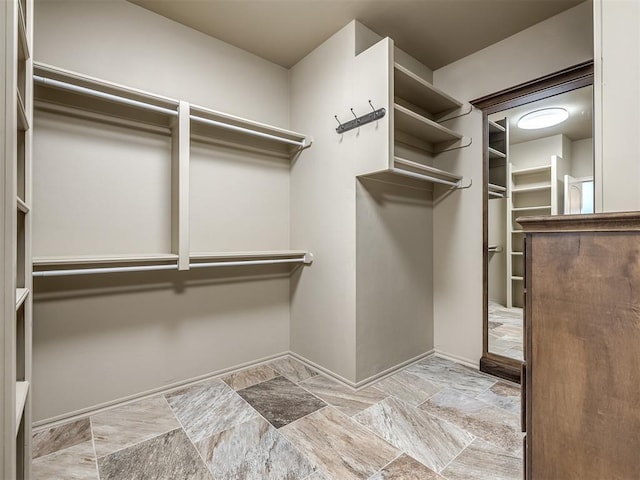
[520,212,640,480]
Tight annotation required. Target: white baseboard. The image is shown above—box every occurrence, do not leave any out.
[433,350,480,370]
[33,351,290,431]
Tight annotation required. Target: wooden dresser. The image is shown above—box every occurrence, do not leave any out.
[519,212,640,480]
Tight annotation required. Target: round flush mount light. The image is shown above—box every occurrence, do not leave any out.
[517,108,569,130]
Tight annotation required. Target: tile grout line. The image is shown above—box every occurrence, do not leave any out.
[89,416,101,480]
[366,451,404,478]
[436,435,477,477]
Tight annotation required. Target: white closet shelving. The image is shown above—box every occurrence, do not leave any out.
[488,118,508,199]
[32,63,314,277]
[506,156,558,307]
[2,0,33,477]
[356,38,471,191]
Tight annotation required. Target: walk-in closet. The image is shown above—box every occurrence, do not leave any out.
[2,0,640,478]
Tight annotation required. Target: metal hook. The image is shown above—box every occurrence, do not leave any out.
[334,115,343,127]
[350,108,359,123]
[369,100,376,112]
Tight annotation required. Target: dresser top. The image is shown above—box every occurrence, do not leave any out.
[518,212,640,232]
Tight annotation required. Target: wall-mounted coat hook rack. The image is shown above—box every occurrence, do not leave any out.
[335,101,386,134]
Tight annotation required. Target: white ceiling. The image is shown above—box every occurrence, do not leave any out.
[489,85,593,145]
[127,0,585,70]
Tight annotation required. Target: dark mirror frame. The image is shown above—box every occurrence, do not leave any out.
[471,61,594,383]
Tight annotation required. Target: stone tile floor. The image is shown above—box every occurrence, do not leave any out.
[32,355,523,480]
[488,301,524,361]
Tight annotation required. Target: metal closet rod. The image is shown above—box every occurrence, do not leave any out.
[33,257,310,277]
[33,76,179,117]
[189,114,306,147]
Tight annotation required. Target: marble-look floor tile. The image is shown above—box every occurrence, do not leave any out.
[281,407,399,480]
[269,356,319,383]
[368,454,444,480]
[92,396,181,458]
[32,440,98,480]
[97,428,213,480]
[354,397,473,473]
[196,416,315,480]
[304,470,333,480]
[441,438,522,480]
[475,382,521,416]
[237,376,327,428]
[222,364,279,391]
[32,417,92,459]
[299,375,388,416]
[407,357,496,396]
[373,369,441,407]
[420,389,522,456]
[166,379,259,443]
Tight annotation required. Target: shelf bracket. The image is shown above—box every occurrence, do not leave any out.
[335,107,386,134]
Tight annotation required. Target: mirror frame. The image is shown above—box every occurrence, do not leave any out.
[471,61,594,383]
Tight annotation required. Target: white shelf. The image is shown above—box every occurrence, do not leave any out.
[488,147,506,160]
[488,183,506,192]
[17,196,30,213]
[511,184,552,193]
[34,62,180,129]
[394,103,463,149]
[17,88,29,131]
[33,253,179,267]
[393,63,462,117]
[15,381,29,436]
[190,104,310,159]
[189,250,309,261]
[488,120,506,133]
[17,0,29,61]
[512,230,524,234]
[512,252,524,256]
[512,205,552,212]
[512,276,524,281]
[512,164,552,176]
[15,288,29,310]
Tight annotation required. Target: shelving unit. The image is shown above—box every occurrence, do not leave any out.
[32,63,314,278]
[487,118,508,198]
[357,39,471,190]
[2,0,33,477]
[506,156,558,307]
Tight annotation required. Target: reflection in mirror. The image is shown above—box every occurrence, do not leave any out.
[487,85,593,362]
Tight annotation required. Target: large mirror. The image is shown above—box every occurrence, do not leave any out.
[474,62,594,382]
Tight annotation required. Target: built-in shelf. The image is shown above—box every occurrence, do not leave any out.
[360,156,466,191]
[17,89,29,131]
[15,288,29,310]
[488,183,506,199]
[512,252,524,256]
[394,103,463,151]
[34,62,181,129]
[512,165,552,176]
[512,205,552,212]
[15,381,29,436]
[393,63,462,118]
[489,183,506,192]
[33,253,179,267]
[190,104,311,159]
[512,276,524,281]
[488,147,506,160]
[488,120,506,133]
[489,191,504,198]
[16,197,29,213]
[511,184,552,193]
[488,245,503,253]
[17,1,29,61]
[512,230,524,234]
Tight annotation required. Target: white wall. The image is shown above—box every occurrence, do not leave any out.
[432,1,593,365]
[487,199,506,305]
[510,135,566,170]
[571,137,594,178]
[594,0,640,212]
[32,0,294,423]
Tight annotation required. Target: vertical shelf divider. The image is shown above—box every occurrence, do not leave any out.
[172,101,190,271]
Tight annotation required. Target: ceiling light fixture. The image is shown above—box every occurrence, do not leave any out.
[517,108,569,130]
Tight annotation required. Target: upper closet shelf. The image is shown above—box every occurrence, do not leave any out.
[190,104,311,159]
[488,119,506,134]
[17,1,29,61]
[394,104,470,154]
[34,63,180,129]
[394,63,462,118]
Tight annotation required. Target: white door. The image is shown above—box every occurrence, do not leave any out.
[564,174,583,214]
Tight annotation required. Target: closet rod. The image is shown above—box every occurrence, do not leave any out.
[389,168,461,188]
[33,263,179,277]
[190,115,306,147]
[189,258,306,269]
[33,76,179,117]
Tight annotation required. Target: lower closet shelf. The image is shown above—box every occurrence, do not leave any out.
[15,381,29,435]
